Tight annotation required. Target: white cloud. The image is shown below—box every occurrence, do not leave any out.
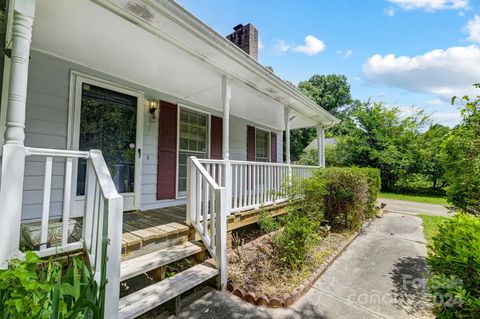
[274,40,290,53]
[292,35,325,56]
[426,98,445,105]
[362,45,480,100]
[385,7,396,16]
[387,0,469,12]
[465,15,480,42]
[386,104,461,127]
[337,49,353,58]
[430,111,461,127]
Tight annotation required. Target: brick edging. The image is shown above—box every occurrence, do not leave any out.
[226,229,361,308]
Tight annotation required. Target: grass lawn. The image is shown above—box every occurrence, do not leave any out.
[379,192,448,206]
[419,214,449,246]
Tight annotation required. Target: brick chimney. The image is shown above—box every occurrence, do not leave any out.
[226,23,258,61]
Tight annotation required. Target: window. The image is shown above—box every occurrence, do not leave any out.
[255,128,270,162]
[178,108,209,194]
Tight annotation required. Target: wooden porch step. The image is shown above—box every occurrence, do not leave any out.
[120,241,203,281]
[118,264,218,319]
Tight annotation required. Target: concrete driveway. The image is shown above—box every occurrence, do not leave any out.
[379,198,451,217]
[173,199,449,319]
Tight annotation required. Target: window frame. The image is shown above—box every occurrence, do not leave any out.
[254,127,271,162]
[176,104,211,198]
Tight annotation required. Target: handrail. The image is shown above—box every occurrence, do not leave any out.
[20,147,122,318]
[187,156,227,287]
[25,147,90,158]
[190,157,224,191]
[89,150,123,200]
[229,159,320,169]
[197,158,319,214]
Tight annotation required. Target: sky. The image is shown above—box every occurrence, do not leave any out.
[176,0,480,127]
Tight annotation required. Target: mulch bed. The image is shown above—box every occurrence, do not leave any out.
[227,228,360,308]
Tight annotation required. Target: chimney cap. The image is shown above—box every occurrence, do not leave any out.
[233,24,244,31]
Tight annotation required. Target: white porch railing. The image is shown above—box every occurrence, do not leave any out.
[186,157,318,286]
[186,157,227,286]
[23,147,123,318]
[194,158,319,214]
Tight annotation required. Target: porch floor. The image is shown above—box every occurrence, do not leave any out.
[121,206,189,256]
[121,202,289,257]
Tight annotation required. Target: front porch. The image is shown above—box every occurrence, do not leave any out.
[120,202,289,259]
[0,0,339,318]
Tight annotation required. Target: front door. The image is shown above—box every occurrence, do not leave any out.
[70,74,143,215]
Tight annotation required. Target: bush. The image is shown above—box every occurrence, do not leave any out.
[427,214,480,318]
[275,212,320,270]
[315,167,370,230]
[258,208,280,236]
[268,166,379,269]
[0,252,102,318]
[361,167,381,218]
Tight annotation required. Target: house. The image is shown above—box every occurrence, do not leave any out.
[0,0,338,317]
[305,137,337,152]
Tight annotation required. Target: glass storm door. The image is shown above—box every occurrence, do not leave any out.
[76,83,139,211]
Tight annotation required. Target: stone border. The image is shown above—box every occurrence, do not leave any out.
[226,225,367,308]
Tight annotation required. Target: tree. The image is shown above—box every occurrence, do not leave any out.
[414,124,450,190]
[442,86,480,215]
[298,74,353,115]
[287,74,353,161]
[329,101,428,191]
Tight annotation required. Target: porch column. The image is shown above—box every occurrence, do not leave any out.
[316,125,325,167]
[221,75,232,210]
[0,0,36,268]
[221,75,231,160]
[284,107,291,164]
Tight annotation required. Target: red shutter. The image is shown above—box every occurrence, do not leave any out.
[157,101,177,200]
[247,125,255,161]
[210,116,223,159]
[271,132,277,163]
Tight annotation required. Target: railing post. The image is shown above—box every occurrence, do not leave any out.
[224,159,231,215]
[103,195,123,319]
[215,188,228,289]
[0,0,36,268]
[186,157,193,225]
[316,125,325,168]
[83,158,96,250]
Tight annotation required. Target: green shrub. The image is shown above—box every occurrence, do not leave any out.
[427,214,480,318]
[314,167,370,230]
[360,167,381,218]
[258,208,280,235]
[0,252,102,318]
[275,212,320,270]
[270,166,379,269]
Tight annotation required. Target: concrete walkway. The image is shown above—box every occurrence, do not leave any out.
[174,200,448,319]
[379,198,451,217]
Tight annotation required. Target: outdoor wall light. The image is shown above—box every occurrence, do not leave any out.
[147,99,159,121]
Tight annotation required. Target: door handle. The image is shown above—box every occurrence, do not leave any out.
[138,148,142,158]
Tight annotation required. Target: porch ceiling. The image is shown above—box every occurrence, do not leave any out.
[31,0,337,130]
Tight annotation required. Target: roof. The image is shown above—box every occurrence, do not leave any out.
[93,0,339,128]
[305,138,337,151]
[32,0,339,130]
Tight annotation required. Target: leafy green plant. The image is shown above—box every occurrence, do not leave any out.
[275,212,320,270]
[361,167,381,218]
[257,208,280,237]
[442,85,480,215]
[426,213,480,318]
[315,167,370,230]
[0,252,103,318]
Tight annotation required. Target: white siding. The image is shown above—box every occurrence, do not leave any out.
[20,50,284,220]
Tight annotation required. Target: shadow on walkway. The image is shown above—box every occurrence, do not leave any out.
[390,256,432,317]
